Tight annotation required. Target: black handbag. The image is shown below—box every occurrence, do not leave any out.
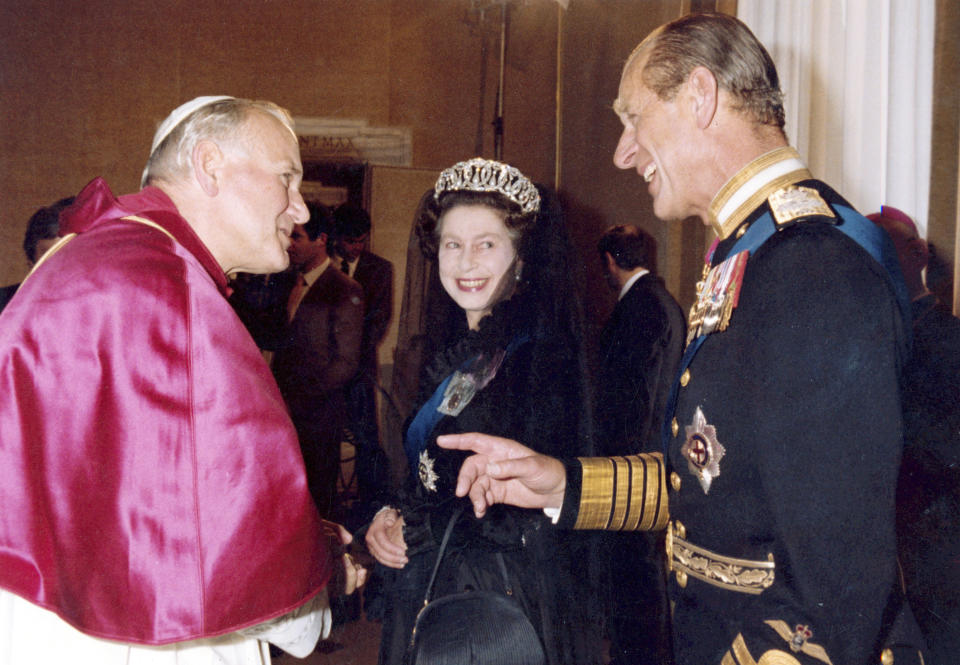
[406,506,546,665]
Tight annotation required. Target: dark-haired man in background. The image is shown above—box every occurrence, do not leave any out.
[596,224,684,459]
[0,196,72,313]
[596,224,684,665]
[332,203,394,516]
[274,201,364,520]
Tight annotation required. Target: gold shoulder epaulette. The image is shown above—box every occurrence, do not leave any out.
[767,185,836,227]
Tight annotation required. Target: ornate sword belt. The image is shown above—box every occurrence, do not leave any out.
[666,521,775,595]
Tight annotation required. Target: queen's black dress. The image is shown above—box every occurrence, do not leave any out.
[376,292,602,665]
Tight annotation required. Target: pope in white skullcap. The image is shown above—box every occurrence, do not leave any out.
[141,95,234,187]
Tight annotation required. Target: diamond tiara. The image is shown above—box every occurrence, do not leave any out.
[434,158,541,214]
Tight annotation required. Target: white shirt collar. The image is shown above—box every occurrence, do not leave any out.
[619,268,649,300]
[302,257,331,286]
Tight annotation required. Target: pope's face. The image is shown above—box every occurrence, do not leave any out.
[613,63,700,222]
[217,111,309,275]
[437,204,518,330]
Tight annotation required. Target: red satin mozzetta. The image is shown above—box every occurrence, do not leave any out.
[0,178,332,644]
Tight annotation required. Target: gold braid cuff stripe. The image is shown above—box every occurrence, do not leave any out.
[573,454,668,531]
[434,158,541,214]
[670,533,775,595]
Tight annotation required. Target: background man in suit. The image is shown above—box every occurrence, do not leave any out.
[595,224,684,665]
[0,196,72,313]
[596,225,685,457]
[332,203,394,517]
[868,206,960,665]
[274,201,364,519]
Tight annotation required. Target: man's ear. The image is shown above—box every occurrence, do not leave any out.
[191,139,224,197]
[688,66,719,130]
[604,251,617,272]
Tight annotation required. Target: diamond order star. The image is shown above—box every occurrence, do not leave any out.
[681,406,726,494]
[418,450,439,492]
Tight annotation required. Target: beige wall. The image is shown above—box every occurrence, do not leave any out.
[0,0,560,283]
[0,0,700,323]
[931,0,960,313]
[558,0,703,334]
[3,1,956,314]
[368,166,438,370]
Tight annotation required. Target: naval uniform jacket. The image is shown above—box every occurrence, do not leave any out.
[558,148,914,665]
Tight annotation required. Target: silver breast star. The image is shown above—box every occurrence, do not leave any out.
[418,450,439,492]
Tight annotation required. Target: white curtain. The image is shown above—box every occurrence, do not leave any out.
[738,0,935,237]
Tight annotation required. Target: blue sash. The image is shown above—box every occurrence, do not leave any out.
[404,370,459,472]
[404,334,530,473]
[661,206,910,453]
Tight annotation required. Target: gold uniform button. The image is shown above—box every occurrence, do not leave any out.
[676,570,688,588]
[736,224,748,239]
[880,648,894,665]
[671,418,679,437]
[675,521,686,539]
[670,472,682,491]
[680,369,691,387]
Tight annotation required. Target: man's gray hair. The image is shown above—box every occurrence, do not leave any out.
[626,12,785,131]
[141,97,296,187]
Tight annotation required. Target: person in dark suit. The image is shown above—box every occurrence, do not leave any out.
[273,202,364,519]
[595,224,684,665]
[0,196,73,314]
[333,203,395,514]
[596,225,685,457]
[868,206,960,665]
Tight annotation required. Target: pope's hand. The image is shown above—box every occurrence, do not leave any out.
[323,520,368,596]
[436,433,567,518]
